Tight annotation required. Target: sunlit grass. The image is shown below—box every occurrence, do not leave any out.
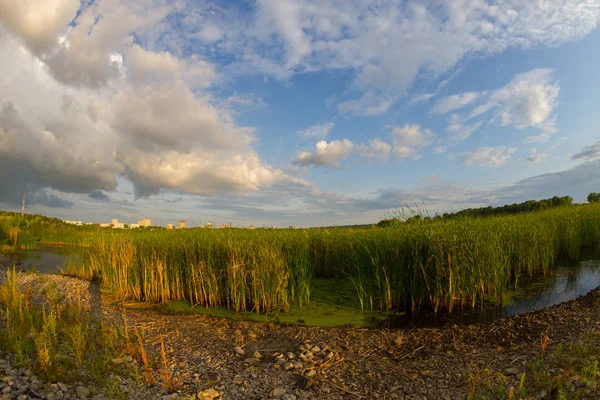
[6,204,600,315]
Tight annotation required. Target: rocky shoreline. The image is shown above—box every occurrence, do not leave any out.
[0,261,599,399]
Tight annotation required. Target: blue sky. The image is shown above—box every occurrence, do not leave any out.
[0,0,600,227]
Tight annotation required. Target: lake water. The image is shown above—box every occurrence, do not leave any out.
[15,245,81,274]
[14,246,600,328]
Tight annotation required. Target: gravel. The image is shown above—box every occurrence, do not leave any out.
[1,249,600,399]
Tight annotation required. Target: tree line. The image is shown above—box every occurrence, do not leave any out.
[377,194,600,227]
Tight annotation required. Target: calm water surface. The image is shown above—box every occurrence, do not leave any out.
[16,245,82,274]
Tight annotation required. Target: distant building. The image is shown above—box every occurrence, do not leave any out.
[177,220,186,229]
[129,223,140,229]
[111,218,119,226]
[205,222,213,229]
[138,218,151,227]
[112,222,125,229]
[248,225,255,230]
[99,223,110,228]
[166,224,173,230]
[64,220,82,225]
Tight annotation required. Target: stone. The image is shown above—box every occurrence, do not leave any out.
[198,388,220,400]
[58,382,69,393]
[311,346,321,353]
[281,395,297,400]
[270,388,286,398]
[297,376,315,390]
[393,335,403,347]
[286,352,296,360]
[284,362,294,371]
[504,367,520,376]
[252,351,262,359]
[4,369,16,377]
[17,395,27,400]
[244,358,261,366]
[293,362,303,369]
[233,347,245,356]
[76,386,90,398]
[304,370,316,378]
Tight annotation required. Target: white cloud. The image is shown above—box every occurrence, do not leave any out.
[431,92,481,114]
[195,24,223,43]
[357,138,392,163]
[447,121,482,143]
[410,93,436,105]
[455,69,560,133]
[435,69,560,149]
[238,0,600,112]
[0,5,287,202]
[489,69,560,132]
[0,0,80,53]
[525,149,548,164]
[432,121,482,154]
[523,132,551,144]
[220,93,266,112]
[292,140,354,169]
[390,124,435,159]
[460,146,517,167]
[337,92,394,116]
[296,122,335,140]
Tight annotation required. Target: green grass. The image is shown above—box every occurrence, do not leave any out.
[7,204,600,315]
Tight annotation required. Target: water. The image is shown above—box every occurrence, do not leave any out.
[374,259,600,328]
[15,245,81,274]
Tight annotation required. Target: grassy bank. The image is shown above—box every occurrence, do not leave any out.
[44,204,598,315]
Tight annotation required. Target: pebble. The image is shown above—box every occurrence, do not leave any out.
[270,388,286,398]
[283,362,295,371]
[244,358,261,366]
[198,388,220,399]
[252,351,263,359]
[233,346,245,356]
[504,367,520,376]
[76,386,90,398]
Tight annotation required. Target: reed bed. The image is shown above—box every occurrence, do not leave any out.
[53,204,600,314]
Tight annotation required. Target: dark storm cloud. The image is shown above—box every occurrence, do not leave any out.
[88,190,111,202]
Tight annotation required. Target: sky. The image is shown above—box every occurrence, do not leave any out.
[1,0,600,228]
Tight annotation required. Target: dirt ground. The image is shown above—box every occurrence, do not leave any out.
[99,284,600,399]
[1,251,599,399]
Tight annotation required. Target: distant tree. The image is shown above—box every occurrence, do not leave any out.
[377,218,401,228]
[588,192,600,203]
